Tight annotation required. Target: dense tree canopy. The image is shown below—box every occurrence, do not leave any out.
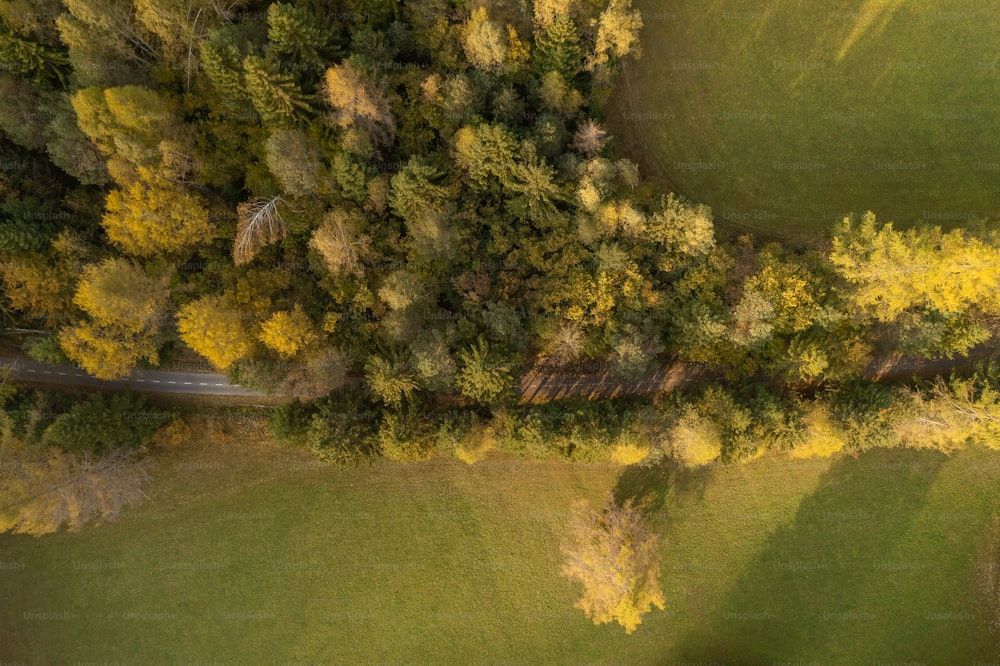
[0,0,995,399]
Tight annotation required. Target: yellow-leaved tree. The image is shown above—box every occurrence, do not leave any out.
[58,258,171,379]
[70,85,186,184]
[790,404,846,459]
[669,405,722,467]
[830,211,1000,322]
[258,305,318,358]
[103,169,213,257]
[586,0,643,70]
[461,7,507,73]
[322,58,394,144]
[0,252,77,327]
[894,376,1000,453]
[561,495,665,634]
[176,294,255,370]
[0,444,148,536]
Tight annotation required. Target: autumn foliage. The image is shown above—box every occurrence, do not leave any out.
[562,495,665,634]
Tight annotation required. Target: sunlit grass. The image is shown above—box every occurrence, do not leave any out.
[607,0,1000,237]
[1,437,998,662]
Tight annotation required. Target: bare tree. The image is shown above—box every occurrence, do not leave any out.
[234,196,286,265]
[573,119,607,158]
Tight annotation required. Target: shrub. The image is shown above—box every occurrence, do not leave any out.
[377,411,435,462]
[151,415,192,449]
[790,404,845,459]
[41,391,166,454]
[669,405,722,467]
[304,390,381,467]
[267,398,317,448]
[23,335,70,364]
[436,411,494,464]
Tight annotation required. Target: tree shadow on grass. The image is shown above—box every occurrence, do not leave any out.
[670,448,972,664]
[613,459,714,521]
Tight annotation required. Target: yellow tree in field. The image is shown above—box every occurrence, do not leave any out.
[103,169,213,257]
[176,294,254,370]
[0,444,148,536]
[561,495,665,634]
[669,405,722,467]
[258,305,318,358]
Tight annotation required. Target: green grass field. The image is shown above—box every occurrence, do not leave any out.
[607,0,1000,237]
[3,434,1000,663]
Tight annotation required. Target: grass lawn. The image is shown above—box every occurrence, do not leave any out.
[2,432,1000,663]
[606,0,1000,238]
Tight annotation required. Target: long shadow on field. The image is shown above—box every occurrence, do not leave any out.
[673,448,951,664]
[613,459,713,520]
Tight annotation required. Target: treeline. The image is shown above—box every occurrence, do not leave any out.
[269,363,1000,467]
[0,0,997,404]
[0,384,186,535]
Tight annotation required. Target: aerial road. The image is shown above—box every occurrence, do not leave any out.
[3,347,998,403]
[0,356,265,396]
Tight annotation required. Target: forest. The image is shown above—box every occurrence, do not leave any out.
[0,0,996,400]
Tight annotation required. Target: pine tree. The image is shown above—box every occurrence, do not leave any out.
[364,355,419,409]
[533,15,582,80]
[199,41,253,113]
[455,337,514,404]
[266,2,331,66]
[0,18,71,85]
[243,55,316,126]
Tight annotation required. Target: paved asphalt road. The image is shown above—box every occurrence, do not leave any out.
[0,357,266,396]
[2,348,999,402]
